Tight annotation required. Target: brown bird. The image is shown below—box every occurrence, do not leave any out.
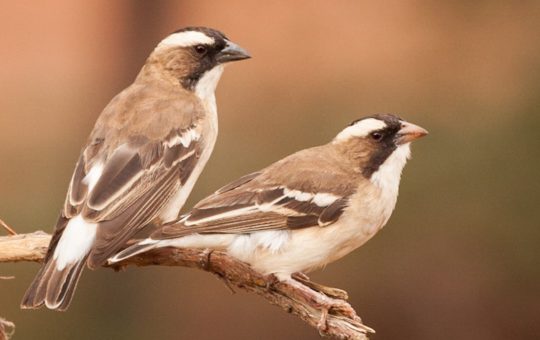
[21,27,250,311]
[111,114,427,291]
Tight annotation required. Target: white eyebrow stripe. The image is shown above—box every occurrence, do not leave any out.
[158,31,215,48]
[335,118,387,140]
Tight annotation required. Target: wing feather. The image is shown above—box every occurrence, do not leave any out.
[61,125,204,266]
[88,145,145,210]
[88,166,182,267]
[153,188,351,239]
[150,144,361,241]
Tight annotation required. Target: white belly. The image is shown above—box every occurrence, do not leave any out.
[231,219,377,277]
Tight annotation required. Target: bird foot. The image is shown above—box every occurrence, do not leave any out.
[265,273,281,292]
[199,248,214,271]
[282,276,360,332]
[199,249,236,294]
[292,272,349,300]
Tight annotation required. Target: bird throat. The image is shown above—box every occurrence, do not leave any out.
[369,143,411,191]
[362,144,397,178]
[194,65,224,101]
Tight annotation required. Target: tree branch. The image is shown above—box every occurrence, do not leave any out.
[0,232,374,339]
[0,218,17,236]
[0,232,50,262]
[0,317,15,340]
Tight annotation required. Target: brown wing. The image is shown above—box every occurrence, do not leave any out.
[61,125,204,267]
[153,145,359,239]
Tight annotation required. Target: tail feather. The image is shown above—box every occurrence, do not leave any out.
[108,240,158,264]
[53,257,87,311]
[21,257,87,311]
[21,262,49,309]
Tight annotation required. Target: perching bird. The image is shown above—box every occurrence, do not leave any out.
[110,114,427,286]
[21,27,250,311]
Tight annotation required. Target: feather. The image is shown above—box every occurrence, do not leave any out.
[150,146,363,239]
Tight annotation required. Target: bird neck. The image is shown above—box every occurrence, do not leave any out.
[369,143,411,192]
[194,65,224,102]
[135,56,188,88]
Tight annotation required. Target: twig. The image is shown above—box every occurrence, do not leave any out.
[0,317,15,340]
[0,219,16,236]
[0,232,50,263]
[0,232,373,339]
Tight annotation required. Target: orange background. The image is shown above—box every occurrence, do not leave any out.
[1,2,539,339]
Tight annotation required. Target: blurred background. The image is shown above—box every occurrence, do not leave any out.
[1,1,539,339]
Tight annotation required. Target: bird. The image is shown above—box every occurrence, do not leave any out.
[21,27,250,311]
[110,114,428,297]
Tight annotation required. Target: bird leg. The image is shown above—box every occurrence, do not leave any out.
[264,273,281,292]
[199,248,214,271]
[199,249,236,294]
[292,272,349,300]
[280,277,361,333]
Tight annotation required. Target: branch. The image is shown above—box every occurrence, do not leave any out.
[0,317,15,340]
[0,232,50,263]
[0,232,374,339]
[0,218,17,236]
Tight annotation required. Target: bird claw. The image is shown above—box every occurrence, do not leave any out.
[216,274,236,294]
[199,248,214,271]
[291,272,310,281]
[199,248,236,293]
[292,272,349,300]
[313,295,361,332]
[317,307,329,333]
[265,273,281,292]
[315,294,358,320]
[282,276,359,331]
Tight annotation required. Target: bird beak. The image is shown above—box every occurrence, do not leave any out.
[216,40,251,64]
[396,121,429,144]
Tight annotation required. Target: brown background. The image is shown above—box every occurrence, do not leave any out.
[1,1,539,339]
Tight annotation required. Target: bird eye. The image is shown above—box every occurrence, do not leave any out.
[370,132,383,141]
[194,45,207,55]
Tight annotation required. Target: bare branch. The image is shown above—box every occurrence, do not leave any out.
[0,219,16,236]
[0,317,15,340]
[0,232,50,263]
[0,232,374,339]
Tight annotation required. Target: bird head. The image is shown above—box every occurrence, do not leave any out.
[146,27,251,95]
[334,114,428,180]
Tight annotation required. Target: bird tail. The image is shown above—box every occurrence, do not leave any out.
[20,255,88,311]
[21,214,92,311]
[108,239,158,264]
